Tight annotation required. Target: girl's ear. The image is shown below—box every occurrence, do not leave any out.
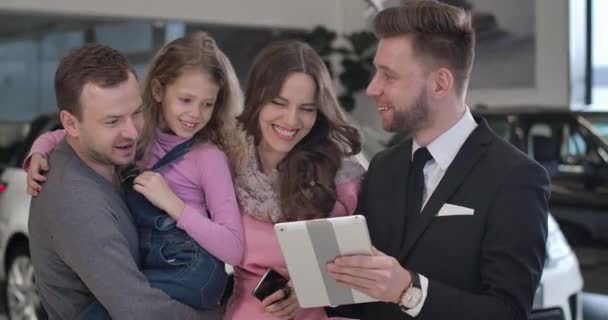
[151,79,164,103]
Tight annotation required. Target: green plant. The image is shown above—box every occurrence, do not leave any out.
[301,26,377,112]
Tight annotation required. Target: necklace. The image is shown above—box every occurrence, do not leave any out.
[256,150,278,174]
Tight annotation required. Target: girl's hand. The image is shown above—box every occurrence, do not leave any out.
[27,153,49,196]
[133,171,184,220]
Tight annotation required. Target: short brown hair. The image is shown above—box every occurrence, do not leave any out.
[374,0,475,94]
[238,40,361,222]
[55,44,135,118]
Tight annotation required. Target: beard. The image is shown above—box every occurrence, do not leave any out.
[81,134,136,167]
[85,145,118,167]
[389,89,431,133]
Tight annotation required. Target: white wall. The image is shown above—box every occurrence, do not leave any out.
[468,0,570,108]
[569,0,587,108]
[337,0,571,109]
[469,0,535,37]
[593,0,608,67]
[337,0,370,33]
[0,0,341,30]
[0,0,573,111]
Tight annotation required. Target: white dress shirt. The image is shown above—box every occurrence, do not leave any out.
[403,107,478,317]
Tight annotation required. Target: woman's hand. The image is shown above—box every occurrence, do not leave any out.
[261,268,300,320]
[27,153,49,196]
[133,171,185,220]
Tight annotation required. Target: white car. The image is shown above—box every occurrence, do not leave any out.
[531,214,584,320]
[0,115,60,319]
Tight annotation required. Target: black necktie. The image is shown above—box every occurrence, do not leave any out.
[406,147,433,224]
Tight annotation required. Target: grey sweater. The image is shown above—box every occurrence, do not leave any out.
[28,140,221,320]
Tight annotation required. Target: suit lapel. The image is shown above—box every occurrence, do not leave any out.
[386,140,413,257]
[398,119,494,261]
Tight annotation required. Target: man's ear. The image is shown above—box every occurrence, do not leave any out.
[60,110,80,137]
[429,67,454,99]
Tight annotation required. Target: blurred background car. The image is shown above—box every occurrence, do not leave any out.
[0,114,60,320]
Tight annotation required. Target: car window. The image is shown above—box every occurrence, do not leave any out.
[527,122,589,164]
[592,123,608,140]
[566,131,587,161]
[527,122,592,176]
[583,113,608,140]
[528,123,555,158]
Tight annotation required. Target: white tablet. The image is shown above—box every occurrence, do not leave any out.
[274,215,377,308]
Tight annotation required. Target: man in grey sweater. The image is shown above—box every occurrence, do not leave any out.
[28,44,221,319]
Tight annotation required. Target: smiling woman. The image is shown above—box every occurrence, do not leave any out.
[224,40,366,320]
[257,72,318,161]
[235,40,363,223]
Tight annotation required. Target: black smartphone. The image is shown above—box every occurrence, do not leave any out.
[252,268,289,301]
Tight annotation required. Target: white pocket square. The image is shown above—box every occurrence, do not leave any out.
[436,203,475,217]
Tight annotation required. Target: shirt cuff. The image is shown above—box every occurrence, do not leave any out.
[403,274,429,317]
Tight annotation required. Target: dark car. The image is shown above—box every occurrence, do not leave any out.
[388,106,608,246]
[477,106,608,247]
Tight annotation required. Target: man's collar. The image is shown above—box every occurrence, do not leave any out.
[412,106,477,170]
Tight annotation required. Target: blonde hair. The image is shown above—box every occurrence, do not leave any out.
[138,31,242,158]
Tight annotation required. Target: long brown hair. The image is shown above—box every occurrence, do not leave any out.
[139,32,242,158]
[238,40,361,221]
[374,0,475,95]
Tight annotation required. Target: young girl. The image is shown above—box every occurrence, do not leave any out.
[25,32,244,315]
[224,40,365,320]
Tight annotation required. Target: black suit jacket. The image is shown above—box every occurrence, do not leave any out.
[329,119,550,320]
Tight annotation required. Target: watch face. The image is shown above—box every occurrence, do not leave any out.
[402,287,423,309]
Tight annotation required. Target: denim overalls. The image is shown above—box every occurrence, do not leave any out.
[79,139,228,319]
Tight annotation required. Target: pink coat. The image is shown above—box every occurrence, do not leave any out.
[224,180,361,320]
